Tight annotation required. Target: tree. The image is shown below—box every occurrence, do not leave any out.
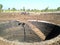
[11,8,16,11]
[57,7,60,11]
[31,9,34,12]
[20,9,23,11]
[33,9,40,12]
[7,8,11,12]
[23,7,25,11]
[33,9,36,12]
[8,8,10,10]
[0,4,3,12]
[27,9,30,12]
[44,7,49,11]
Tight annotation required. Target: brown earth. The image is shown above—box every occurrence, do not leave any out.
[0,12,60,25]
[0,12,60,45]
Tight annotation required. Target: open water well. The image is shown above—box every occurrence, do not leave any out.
[28,20,60,40]
[0,20,60,43]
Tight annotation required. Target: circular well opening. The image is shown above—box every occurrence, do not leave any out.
[0,20,60,43]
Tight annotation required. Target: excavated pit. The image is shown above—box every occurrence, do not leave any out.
[0,20,60,43]
[29,20,60,40]
[0,20,41,42]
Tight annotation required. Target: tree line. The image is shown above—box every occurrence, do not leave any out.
[0,4,60,12]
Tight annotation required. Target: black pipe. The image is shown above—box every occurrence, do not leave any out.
[22,23,26,41]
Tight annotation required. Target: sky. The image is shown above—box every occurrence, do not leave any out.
[0,0,60,10]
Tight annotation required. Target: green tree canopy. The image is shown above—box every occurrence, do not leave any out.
[0,4,3,12]
[27,9,30,12]
[23,7,25,11]
[57,7,60,11]
[0,4,3,9]
[44,7,49,11]
[11,8,16,11]
[8,8,10,10]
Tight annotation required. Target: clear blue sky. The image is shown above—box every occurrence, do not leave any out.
[0,0,60,10]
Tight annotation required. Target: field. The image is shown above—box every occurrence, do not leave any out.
[0,12,60,24]
[0,12,60,45]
